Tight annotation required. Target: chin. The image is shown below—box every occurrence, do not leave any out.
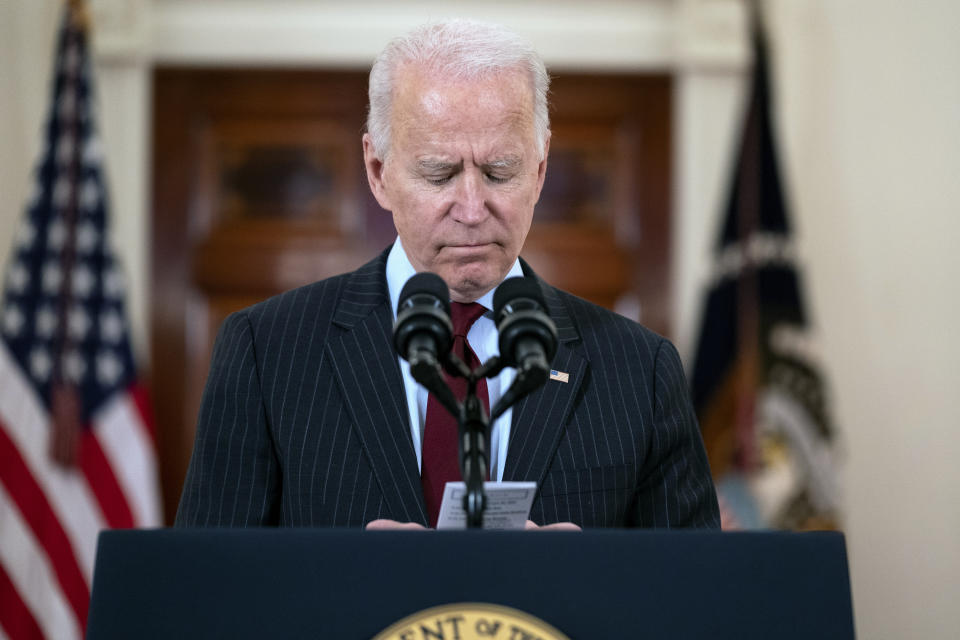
[444,268,499,302]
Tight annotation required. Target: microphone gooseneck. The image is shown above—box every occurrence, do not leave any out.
[494,277,558,379]
[392,273,557,528]
[394,272,453,372]
[393,273,460,418]
[393,271,490,528]
[490,277,558,420]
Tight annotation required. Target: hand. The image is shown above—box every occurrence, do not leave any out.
[365,519,429,530]
[524,520,581,531]
[364,519,580,531]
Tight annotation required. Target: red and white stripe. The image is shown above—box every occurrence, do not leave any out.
[0,341,161,638]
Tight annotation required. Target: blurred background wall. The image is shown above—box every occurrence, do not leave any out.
[1,1,958,637]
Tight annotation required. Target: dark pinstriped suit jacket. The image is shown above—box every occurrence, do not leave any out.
[175,248,720,528]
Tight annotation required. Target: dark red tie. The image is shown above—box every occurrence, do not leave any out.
[420,302,490,527]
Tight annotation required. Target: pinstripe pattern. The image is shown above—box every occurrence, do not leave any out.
[176,247,720,528]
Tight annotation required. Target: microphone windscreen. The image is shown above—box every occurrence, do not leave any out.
[493,276,545,320]
[399,272,450,314]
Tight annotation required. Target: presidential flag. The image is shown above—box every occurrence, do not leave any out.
[0,2,162,637]
[689,8,840,531]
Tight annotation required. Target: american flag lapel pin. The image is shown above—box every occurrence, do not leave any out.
[549,369,569,383]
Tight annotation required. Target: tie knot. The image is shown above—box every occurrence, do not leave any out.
[449,302,487,338]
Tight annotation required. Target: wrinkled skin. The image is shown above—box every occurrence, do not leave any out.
[363,64,549,302]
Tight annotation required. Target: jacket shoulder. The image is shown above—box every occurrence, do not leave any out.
[217,273,355,348]
[549,287,669,362]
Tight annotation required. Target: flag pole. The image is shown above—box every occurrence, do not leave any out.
[49,0,91,468]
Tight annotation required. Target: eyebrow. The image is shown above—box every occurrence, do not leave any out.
[483,156,523,171]
[416,159,461,173]
[414,155,523,174]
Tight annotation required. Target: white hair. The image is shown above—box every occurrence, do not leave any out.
[366,19,550,160]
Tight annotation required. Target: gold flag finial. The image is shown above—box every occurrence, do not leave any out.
[67,0,90,31]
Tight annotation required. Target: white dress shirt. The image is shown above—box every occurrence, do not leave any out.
[386,239,520,482]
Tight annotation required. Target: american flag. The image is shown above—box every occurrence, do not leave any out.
[0,3,161,637]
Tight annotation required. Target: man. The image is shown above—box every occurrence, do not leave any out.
[175,20,720,530]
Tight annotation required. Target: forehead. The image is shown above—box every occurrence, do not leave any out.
[390,65,536,154]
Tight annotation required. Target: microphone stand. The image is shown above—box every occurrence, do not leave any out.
[399,275,557,529]
[414,351,550,529]
[440,354,549,529]
[443,354,499,529]
[410,349,492,528]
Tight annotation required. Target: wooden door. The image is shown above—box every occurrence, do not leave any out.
[151,69,672,523]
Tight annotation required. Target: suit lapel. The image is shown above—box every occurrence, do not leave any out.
[503,263,587,486]
[327,250,428,525]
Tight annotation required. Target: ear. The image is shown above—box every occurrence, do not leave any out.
[534,131,551,201]
[363,133,392,211]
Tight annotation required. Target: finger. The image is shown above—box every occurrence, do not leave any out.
[538,522,581,531]
[524,520,581,531]
[365,519,429,530]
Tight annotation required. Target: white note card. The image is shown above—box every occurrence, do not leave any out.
[435,481,537,530]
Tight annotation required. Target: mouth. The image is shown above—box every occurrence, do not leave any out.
[445,242,497,250]
[443,244,498,259]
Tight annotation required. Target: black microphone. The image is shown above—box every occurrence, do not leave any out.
[493,277,558,390]
[393,273,453,379]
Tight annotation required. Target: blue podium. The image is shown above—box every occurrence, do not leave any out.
[87,529,854,639]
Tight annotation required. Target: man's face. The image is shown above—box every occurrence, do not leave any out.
[363,65,549,302]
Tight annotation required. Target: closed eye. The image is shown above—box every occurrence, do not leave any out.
[417,159,460,186]
[483,157,521,184]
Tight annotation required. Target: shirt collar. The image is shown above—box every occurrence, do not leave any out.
[386,238,523,319]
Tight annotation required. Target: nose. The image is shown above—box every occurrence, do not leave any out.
[451,169,488,225]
